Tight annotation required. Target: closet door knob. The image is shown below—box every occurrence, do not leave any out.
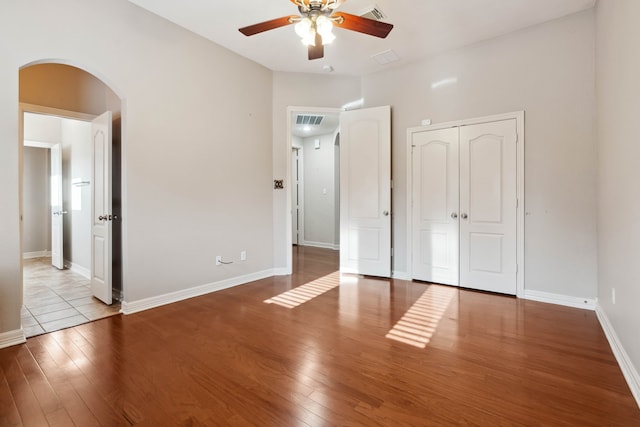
[451,212,458,219]
[461,213,468,219]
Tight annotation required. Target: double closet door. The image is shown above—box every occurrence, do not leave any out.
[411,119,518,295]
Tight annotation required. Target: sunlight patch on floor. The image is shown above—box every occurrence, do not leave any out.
[264,271,341,308]
[386,285,456,348]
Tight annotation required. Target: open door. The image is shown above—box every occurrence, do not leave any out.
[91,111,113,304]
[50,143,64,269]
[339,106,391,277]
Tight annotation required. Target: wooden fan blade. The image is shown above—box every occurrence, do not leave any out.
[239,15,298,36]
[332,12,393,38]
[308,32,324,60]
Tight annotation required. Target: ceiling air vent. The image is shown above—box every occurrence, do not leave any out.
[296,115,324,126]
[372,49,400,65]
[359,5,386,21]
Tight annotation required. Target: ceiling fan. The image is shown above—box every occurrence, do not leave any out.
[239,0,394,60]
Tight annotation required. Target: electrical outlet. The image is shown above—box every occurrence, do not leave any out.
[612,288,616,305]
[240,251,246,261]
[216,256,222,266]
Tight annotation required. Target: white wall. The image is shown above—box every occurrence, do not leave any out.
[61,119,92,271]
[302,132,338,248]
[272,72,361,270]
[596,0,640,385]
[1,0,273,334]
[22,147,50,254]
[361,10,598,299]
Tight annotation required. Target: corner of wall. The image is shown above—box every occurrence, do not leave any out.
[0,329,26,350]
[596,303,640,409]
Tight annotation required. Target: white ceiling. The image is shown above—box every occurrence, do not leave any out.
[128,0,595,76]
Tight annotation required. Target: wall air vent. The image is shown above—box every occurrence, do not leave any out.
[359,5,386,21]
[296,115,324,126]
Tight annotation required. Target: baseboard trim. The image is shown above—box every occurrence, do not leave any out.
[523,290,596,310]
[301,241,339,250]
[63,260,90,279]
[596,304,640,409]
[392,271,410,280]
[273,267,290,276]
[23,251,51,259]
[121,269,275,315]
[0,329,26,349]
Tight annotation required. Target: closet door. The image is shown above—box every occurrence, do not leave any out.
[459,119,517,295]
[411,128,459,285]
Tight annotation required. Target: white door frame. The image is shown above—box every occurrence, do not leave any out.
[291,146,304,245]
[284,106,342,274]
[406,111,525,297]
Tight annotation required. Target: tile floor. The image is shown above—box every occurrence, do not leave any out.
[22,257,121,337]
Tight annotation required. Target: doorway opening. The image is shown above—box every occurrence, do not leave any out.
[288,108,341,272]
[19,63,123,337]
[284,105,392,277]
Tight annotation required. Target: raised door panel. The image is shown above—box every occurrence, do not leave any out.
[340,106,391,277]
[411,128,459,285]
[91,111,113,305]
[50,143,64,269]
[459,119,517,295]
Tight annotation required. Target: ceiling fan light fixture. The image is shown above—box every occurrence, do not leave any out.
[295,17,312,38]
[316,15,335,44]
[238,0,394,61]
[301,30,316,46]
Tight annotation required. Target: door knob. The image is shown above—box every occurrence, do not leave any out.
[451,212,458,219]
[98,215,107,221]
[383,211,389,216]
[461,213,468,219]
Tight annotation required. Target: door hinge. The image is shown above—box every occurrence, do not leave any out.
[516,198,519,208]
[516,133,519,143]
[390,179,394,189]
[391,248,394,257]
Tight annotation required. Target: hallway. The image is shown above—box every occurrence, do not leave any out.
[21,257,120,337]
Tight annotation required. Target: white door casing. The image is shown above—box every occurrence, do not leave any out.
[459,119,517,294]
[91,111,113,305]
[292,147,299,245]
[339,106,391,277]
[50,143,64,269]
[411,128,459,285]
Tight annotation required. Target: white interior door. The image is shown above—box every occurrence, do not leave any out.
[411,128,459,285]
[291,147,299,245]
[50,143,64,269]
[339,106,391,277]
[91,111,113,304]
[459,119,517,295]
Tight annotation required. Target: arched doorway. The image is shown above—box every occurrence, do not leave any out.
[19,62,123,337]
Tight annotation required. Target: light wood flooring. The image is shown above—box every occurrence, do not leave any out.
[2,246,638,425]
[21,257,121,337]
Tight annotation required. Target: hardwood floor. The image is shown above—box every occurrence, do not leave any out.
[1,246,638,426]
